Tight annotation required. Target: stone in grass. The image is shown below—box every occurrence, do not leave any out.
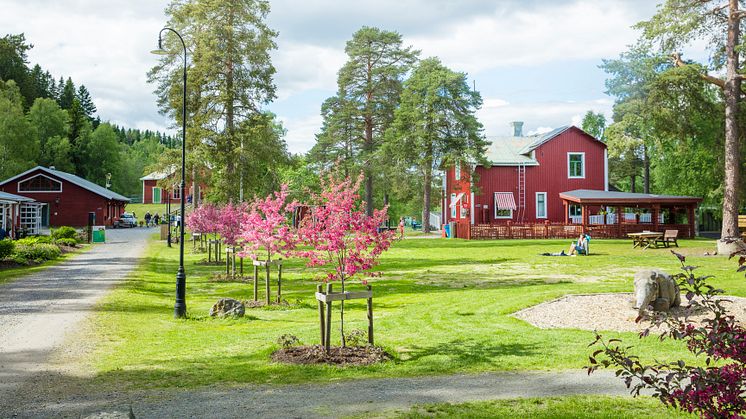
[209,298,245,317]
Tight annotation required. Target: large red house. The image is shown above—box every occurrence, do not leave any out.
[444,124,607,226]
[0,166,129,227]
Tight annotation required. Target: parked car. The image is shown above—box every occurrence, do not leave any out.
[113,213,138,228]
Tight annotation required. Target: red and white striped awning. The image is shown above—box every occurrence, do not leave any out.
[494,192,517,210]
[449,192,465,208]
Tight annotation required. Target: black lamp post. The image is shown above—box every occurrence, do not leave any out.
[152,28,187,319]
[166,189,172,248]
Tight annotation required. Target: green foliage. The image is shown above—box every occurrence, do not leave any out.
[580,111,606,140]
[15,236,53,245]
[0,239,14,259]
[276,334,301,349]
[54,238,78,247]
[77,123,122,188]
[345,329,368,347]
[51,226,78,240]
[150,0,282,203]
[13,243,61,262]
[0,80,37,178]
[311,26,419,213]
[385,57,486,230]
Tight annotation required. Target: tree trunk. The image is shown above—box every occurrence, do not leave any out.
[422,146,433,233]
[224,7,237,202]
[642,144,650,193]
[721,0,741,241]
[630,175,636,193]
[364,54,374,216]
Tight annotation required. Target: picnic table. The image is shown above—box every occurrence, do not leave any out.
[627,231,663,249]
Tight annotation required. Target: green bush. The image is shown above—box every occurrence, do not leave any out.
[55,238,78,247]
[15,236,53,245]
[51,226,78,240]
[0,239,14,259]
[13,243,61,262]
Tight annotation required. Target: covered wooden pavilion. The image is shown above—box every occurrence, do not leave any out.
[559,189,702,238]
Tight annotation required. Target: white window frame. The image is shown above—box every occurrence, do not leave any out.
[459,197,467,219]
[494,192,513,219]
[535,192,547,219]
[17,173,63,193]
[450,193,457,218]
[172,186,181,200]
[567,152,585,179]
[569,204,582,217]
[454,163,461,181]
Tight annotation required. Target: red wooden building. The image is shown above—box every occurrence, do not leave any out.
[0,166,129,227]
[140,169,204,204]
[444,124,607,226]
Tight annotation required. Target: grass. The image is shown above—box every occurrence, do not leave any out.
[125,203,171,218]
[364,395,692,418]
[0,243,91,285]
[85,236,741,392]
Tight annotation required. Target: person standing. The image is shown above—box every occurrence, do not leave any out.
[153,213,161,226]
[398,217,405,239]
[144,212,152,228]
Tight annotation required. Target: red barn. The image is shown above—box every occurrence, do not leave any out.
[444,124,607,226]
[140,169,204,204]
[0,166,129,228]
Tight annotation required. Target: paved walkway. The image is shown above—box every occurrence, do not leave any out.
[0,227,151,413]
[13,370,632,418]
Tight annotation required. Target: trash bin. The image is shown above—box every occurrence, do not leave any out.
[160,224,169,240]
[444,223,451,238]
[449,221,457,239]
[92,226,106,243]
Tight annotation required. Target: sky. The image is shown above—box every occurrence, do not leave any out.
[0,0,708,154]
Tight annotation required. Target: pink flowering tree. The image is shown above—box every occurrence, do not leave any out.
[217,202,250,248]
[296,172,394,346]
[588,251,746,418]
[186,203,220,236]
[238,184,297,262]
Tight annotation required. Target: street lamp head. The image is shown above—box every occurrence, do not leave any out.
[150,36,170,56]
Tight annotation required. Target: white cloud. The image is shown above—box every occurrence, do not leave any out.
[407,1,648,73]
[478,97,613,137]
[272,41,346,100]
[278,114,323,154]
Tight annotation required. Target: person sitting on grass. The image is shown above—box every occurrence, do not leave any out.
[568,233,589,256]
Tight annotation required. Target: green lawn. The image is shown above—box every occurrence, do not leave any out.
[366,395,692,418]
[85,236,739,392]
[125,203,171,218]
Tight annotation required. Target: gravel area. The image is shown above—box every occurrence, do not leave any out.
[513,293,746,332]
[9,370,631,418]
[0,227,151,414]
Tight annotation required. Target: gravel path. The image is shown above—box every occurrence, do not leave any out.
[0,227,151,413]
[12,370,632,418]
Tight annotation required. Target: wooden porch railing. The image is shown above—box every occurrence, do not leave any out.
[459,222,693,240]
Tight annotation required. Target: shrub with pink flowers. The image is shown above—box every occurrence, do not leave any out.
[238,184,297,262]
[186,203,220,236]
[296,172,394,346]
[588,251,746,418]
[217,202,250,247]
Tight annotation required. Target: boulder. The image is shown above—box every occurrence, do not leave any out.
[209,298,245,317]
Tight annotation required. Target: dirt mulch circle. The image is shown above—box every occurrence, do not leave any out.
[272,345,390,366]
[513,293,746,333]
[210,273,252,283]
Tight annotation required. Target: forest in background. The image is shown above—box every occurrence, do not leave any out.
[0,33,177,199]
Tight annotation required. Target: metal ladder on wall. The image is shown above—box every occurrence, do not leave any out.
[517,164,526,222]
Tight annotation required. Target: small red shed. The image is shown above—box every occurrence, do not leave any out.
[140,169,204,204]
[0,166,130,227]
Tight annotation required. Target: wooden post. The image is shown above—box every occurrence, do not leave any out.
[253,264,258,301]
[325,283,333,352]
[616,206,623,238]
[277,259,282,304]
[652,204,660,232]
[563,201,569,224]
[366,285,373,345]
[687,205,696,238]
[231,248,236,278]
[317,284,325,346]
[208,240,212,262]
[240,257,244,276]
[225,248,230,275]
[265,264,271,305]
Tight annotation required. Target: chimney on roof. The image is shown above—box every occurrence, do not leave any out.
[510,121,524,137]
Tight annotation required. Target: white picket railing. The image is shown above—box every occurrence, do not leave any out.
[571,213,665,225]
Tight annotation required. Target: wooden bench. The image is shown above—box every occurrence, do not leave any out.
[655,229,679,248]
[739,215,746,237]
